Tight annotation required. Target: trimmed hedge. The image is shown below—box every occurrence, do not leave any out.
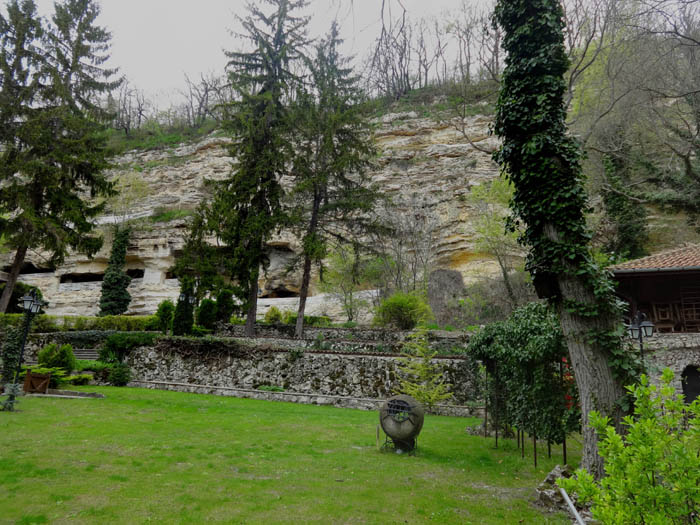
[99,332,159,364]
[0,314,158,333]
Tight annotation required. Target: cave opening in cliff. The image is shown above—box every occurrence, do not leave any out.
[126,268,145,279]
[261,288,299,299]
[60,273,104,284]
[2,262,56,275]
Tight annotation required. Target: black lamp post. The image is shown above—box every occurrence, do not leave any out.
[3,290,47,410]
[627,310,655,368]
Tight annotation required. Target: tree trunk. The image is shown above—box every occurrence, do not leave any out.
[295,190,321,339]
[295,254,312,339]
[556,267,625,479]
[245,279,258,337]
[0,245,28,313]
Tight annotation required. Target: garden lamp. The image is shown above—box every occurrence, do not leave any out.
[627,311,654,368]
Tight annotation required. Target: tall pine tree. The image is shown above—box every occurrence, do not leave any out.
[0,0,118,312]
[207,0,310,336]
[288,23,379,338]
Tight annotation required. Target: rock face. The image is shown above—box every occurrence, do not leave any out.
[2,113,501,317]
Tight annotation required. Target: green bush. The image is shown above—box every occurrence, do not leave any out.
[190,325,212,337]
[0,314,157,333]
[108,363,131,386]
[37,343,77,374]
[215,288,235,324]
[264,306,283,324]
[154,300,175,334]
[66,373,92,386]
[396,329,453,410]
[196,299,218,330]
[99,332,158,364]
[281,312,332,327]
[230,316,245,325]
[76,360,112,373]
[560,369,700,524]
[373,292,433,330]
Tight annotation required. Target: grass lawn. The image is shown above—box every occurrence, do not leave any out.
[0,387,579,524]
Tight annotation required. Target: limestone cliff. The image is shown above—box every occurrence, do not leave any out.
[2,111,501,317]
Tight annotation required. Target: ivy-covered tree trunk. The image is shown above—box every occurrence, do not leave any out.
[493,0,630,478]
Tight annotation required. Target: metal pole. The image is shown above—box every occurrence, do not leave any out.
[5,310,34,408]
[559,487,586,525]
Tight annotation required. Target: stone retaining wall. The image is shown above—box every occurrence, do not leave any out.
[217,325,470,353]
[646,333,700,394]
[125,338,480,409]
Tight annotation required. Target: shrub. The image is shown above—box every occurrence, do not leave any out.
[154,300,175,334]
[37,343,77,374]
[196,299,218,330]
[66,373,92,386]
[190,325,212,337]
[215,288,235,324]
[230,316,245,325]
[76,360,112,373]
[99,332,158,364]
[264,306,283,324]
[373,292,433,330]
[281,312,332,327]
[560,369,700,524]
[108,363,131,386]
[396,329,452,410]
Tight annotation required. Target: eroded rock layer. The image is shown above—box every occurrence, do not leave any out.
[2,112,500,317]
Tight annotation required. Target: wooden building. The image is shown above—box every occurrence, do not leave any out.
[611,244,700,333]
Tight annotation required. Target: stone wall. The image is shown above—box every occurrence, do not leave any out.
[124,338,480,412]
[217,325,470,354]
[646,333,700,394]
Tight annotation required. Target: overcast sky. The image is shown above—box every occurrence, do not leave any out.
[32,0,460,104]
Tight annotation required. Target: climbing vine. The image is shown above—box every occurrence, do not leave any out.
[492,0,640,474]
[468,303,580,446]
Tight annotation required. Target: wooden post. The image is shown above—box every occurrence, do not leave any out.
[533,435,537,468]
[548,440,551,458]
[563,437,567,465]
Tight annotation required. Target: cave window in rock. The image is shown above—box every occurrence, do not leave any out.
[60,273,104,284]
[126,268,145,279]
[681,365,700,404]
[260,287,299,299]
[2,262,55,275]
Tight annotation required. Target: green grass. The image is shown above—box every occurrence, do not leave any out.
[0,387,579,524]
[106,119,219,154]
[149,207,196,223]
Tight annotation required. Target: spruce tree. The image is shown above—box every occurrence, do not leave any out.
[288,23,379,338]
[206,0,310,336]
[172,277,195,336]
[98,227,131,316]
[0,0,118,312]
